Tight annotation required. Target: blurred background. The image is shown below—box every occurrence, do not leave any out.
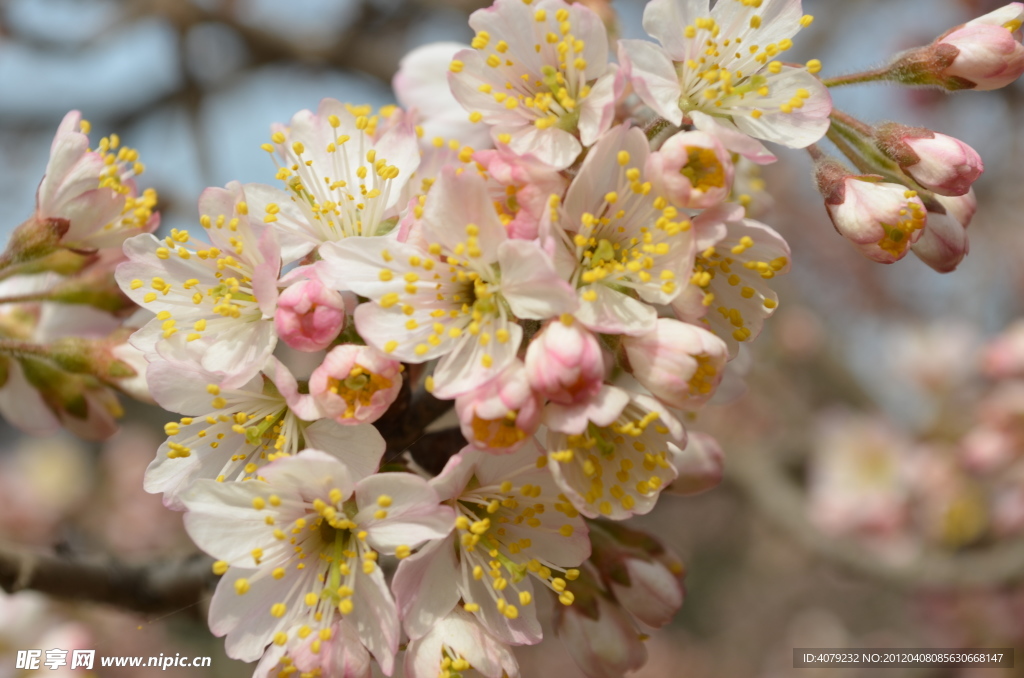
[1,0,1023,676]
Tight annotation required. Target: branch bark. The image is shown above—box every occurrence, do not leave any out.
[0,540,215,615]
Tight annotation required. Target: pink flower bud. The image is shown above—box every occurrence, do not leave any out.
[556,591,647,678]
[911,192,975,273]
[275,273,347,352]
[309,345,402,425]
[875,124,983,196]
[622,319,728,410]
[524,316,605,405]
[609,556,686,629]
[937,4,1024,91]
[666,431,724,496]
[645,130,734,209]
[588,522,686,628]
[816,161,928,263]
[455,360,541,453]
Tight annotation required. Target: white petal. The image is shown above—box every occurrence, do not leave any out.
[618,40,684,125]
[497,239,577,319]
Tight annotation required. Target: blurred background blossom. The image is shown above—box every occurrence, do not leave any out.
[2,0,1024,676]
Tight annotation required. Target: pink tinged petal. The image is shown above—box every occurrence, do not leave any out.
[826,178,927,264]
[689,111,777,165]
[275,273,346,353]
[912,211,969,273]
[525,318,605,406]
[260,448,357,500]
[577,71,619,147]
[394,42,490,147]
[543,384,630,435]
[731,68,832,149]
[300,424,385,484]
[557,594,647,678]
[903,134,984,197]
[622,318,729,410]
[197,320,278,390]
[497,239,578,319]
[575,283,658,336]
[210,570,294,662]
[940,23,1024,90]
[456,360,541,453]
[666,430,724,496]
[642,0,710,59]
[393,536,462,641]
[349,565,400,675]
[252,226,282,317]
[460,553,542,646]
[494,124,582,171]
[712,0,805,51]
[352,302,453,364]
[564,125,650,227]
[354,473,455,553]
[692,217,789,355]
[940,188,978,227]
[309,345,403,425]
[423,168,506,263]
[406,607,520,678]
[145,424,249,510]
[266,355,322,421]
[617,40,684,125]
[646,130,735,210]
[609,558,685,628]
[145,359,261,414]
[242,183,313,265]
[430,319,523,400]
[180,480,291,565]
[0,359,61,436]
[317,235,425,297]
[429,450,477,501]
[373,119,422,211]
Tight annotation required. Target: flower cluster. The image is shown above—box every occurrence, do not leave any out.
[809,4,1024,271]
[0,111,157,440]
[106,0,813,673]
[1,0,1014,675]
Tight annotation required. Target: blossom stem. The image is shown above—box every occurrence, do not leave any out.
[0,340,50,361]
[829,110,874,136]
[825,127,877,175]
[821,67,893,88]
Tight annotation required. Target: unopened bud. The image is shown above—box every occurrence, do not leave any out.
[3,216,69,265]
[456,360,541,453]
[645,130,734,209]
[588,522,686,628]
[890,3,1024,91]
[622,318,728,411]
[874,123,982,196]
[666,431,724,496]
[275,272,347,352]
[816,159,928,263]
[935,3,1024,90]
[524,316,605,405]
[911,191,975,273]
[555,571,648,678]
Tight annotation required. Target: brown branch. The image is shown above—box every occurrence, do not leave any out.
[0,540,216,615]
[728,447,1024,590]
